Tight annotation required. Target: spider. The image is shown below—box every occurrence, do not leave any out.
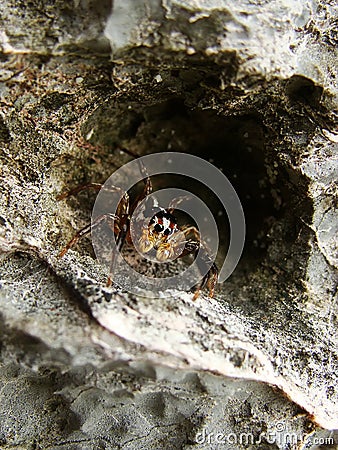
[57,152,218,299]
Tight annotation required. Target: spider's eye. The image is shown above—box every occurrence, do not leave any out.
[154,224,164,233]
[163,228,171,236]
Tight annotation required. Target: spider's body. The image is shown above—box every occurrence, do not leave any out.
[149,209,178,238]
[135,206,180,261]
[58,155,218,299]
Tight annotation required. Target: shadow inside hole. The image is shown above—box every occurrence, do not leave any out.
[121,99,277,276]
[285,75,323,108]
[82,96,313,294]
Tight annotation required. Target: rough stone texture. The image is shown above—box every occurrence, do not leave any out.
[0,0,337,449]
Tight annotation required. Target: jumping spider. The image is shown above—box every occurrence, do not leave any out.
[58,152,218,299]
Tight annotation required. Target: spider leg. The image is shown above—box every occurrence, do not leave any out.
[56,183,129,220]
[130,157,153,214]
[121,147,152,198]
[177,232,218,300]
[167,195,193,215]
[192,258,218,300]
[58,213,119,257]
[57,182,129,222]
[163,226,201,260]
[126,156,155,248]
[180,225,200,240]
[57,183,103,200]
[58,179,130,264]
[106,213,130,287]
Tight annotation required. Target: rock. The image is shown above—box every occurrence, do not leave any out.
[0,0,337,448]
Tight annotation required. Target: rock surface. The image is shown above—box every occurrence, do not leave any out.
[0,0,337,449]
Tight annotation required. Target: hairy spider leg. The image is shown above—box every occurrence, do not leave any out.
[58,183,128,257]
[106,212,129,287]
[106,192,130,287]
[107,158,155,286]
[179,225,200,241]
[173,226,218,299]
[167,195,193,215]
[58,213,120,257]
[125,156,155,248]
[56,183,104,200]
[58,154,154,288]
[118,147,153,214]
[129,157,153,214]
[193,257,218,300]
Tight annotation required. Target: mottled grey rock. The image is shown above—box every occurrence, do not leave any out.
[0,0,337,449]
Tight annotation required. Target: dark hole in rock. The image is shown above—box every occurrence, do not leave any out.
[286,75,324,108]
[80,93,313,303]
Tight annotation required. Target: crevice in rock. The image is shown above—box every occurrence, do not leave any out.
[77,77,314,310]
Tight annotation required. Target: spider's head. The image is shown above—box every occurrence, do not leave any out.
[149,210,177,240]
[138,209,180,261]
